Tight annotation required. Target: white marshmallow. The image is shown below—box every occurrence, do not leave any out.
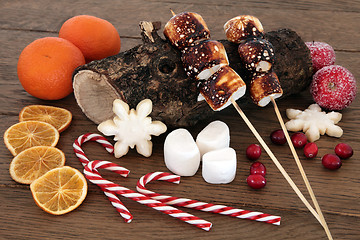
[164,128,200,176]
[196,120,230,157]
[202,147,237,184]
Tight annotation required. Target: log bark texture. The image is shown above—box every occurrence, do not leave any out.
[73,22,312,127]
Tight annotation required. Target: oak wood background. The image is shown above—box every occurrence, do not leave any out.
[0,1,359,239]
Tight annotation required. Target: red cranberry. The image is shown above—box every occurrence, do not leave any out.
[335,143,353,159]
[303,142,318,159]
[291,132,307,148]
[322,154,342,170]
[246,144,262,160]
[270,129,286,145]
[247,175,266,189]
[250,161,266,176]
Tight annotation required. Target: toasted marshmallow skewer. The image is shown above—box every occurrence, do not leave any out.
[224,14,332,239]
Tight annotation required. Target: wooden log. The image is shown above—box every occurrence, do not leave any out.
[73,21,312,127]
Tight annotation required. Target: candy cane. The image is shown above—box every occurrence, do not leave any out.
[137,172,281,225]
[73,133,133,222]
[73,133,212,231]
[84,160,212,231]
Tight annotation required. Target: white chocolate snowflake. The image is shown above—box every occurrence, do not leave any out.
[285,104,343,142]
[98,99,167,158]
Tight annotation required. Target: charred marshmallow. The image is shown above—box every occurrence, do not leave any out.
[181,40,229,79]
[250,71,283,107]
[198,65,246,111]
[238,38,275,74]
[224,15,264,44]
[163,12,210,49]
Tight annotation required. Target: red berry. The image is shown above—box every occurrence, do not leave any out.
[322,154,342,170]
[250,161,266,176]
[303,142,318,158]
[246,144,262,160]
[335,143,353,159]
[305,41,335,73]
[246,174,266,189]
[270,129,286,145]
[310,65,357,110]
[291,132,307,148]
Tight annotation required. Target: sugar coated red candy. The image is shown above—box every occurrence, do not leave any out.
[305,41,336,73]
[310,65,357,110]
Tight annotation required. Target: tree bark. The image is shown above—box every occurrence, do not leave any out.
[73,22,312,127]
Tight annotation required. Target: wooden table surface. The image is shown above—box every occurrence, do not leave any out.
[1,1,359,239]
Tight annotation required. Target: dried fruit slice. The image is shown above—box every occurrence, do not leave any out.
[9,146,66,184]
[4,121,59,156]
[19,105,72,132]
[30,166,88,215]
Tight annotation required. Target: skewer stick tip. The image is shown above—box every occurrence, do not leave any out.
[170,9,176,16]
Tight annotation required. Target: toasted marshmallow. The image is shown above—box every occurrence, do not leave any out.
[224,15,264,43]
[250,71,283,107]
[163,12,210,49]
[181,40,229,79]
[198,65,246,111]
[238,38,275,74]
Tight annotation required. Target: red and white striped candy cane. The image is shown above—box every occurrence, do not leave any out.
[137,172,281,225]
[84,160,212,231]
[73,133,133,223]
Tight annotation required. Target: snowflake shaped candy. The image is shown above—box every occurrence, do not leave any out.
[98,99,167,158]
[285,104,343,142]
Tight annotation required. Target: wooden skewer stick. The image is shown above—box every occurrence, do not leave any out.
[230,98,323,226]
[270,96,333,240]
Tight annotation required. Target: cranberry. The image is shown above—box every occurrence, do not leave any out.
[250,161,266,176]
[335,143,353,159]
[303,142,318,159]
[270,129,286,145]
[247,175,266,189]
[322,154,342,170]
[291,132,307,148]
[246,144,262,160]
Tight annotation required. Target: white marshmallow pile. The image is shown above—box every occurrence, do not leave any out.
[163,120,237,184]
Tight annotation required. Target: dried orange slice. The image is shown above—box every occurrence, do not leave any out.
[9,146,66,184]
[30,166,88,215]
[19,105,72,133]
[4,121,59,156]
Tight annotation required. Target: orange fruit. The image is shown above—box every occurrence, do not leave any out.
[17,37,85,100]
[30,166,88,215]
[59,15,121,62]
[9,146,66,184]
[19,105,72,133]
[4,121,59,156]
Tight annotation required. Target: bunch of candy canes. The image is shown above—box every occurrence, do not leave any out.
[73,133,281,231]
